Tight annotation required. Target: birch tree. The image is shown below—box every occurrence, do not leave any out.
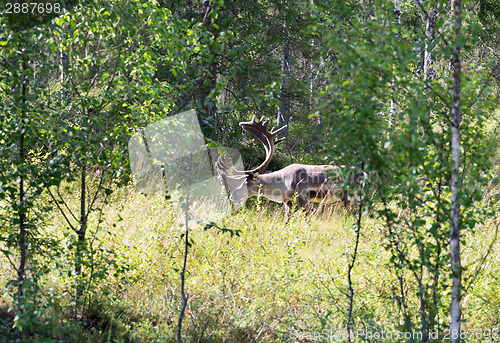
[277,31,292,136]
[311,0,497,339]
[449,0,463,338]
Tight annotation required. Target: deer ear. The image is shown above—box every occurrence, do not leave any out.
[246,173,258,181]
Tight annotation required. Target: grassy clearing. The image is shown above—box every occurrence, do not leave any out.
[1,186,499,342]
[91,190,391,342]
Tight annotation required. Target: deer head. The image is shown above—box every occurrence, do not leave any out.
[215,116,287,204]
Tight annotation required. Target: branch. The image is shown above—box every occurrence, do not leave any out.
[464,221,499,293]
[346,201,363,343]
[82,186,111,317]
[172,89,195,115]
[464,70,494,113]
[57,184,78,222]
[424,81,453,115]
[1,249,19,273]
[87,165,109,216]
[413,0,450,47]
[46,186,77,233]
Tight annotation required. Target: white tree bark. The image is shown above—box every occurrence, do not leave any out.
[424,9,437,82]
[389,0,401,134]
[449,0,462,339]
[277,29,291,136]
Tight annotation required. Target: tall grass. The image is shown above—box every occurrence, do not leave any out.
[0,186,499,342]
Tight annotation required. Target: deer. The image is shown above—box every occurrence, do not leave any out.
[215,116,367,221]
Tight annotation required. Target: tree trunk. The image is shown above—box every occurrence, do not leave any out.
[388,0,401,134]
[449,0,463,339]
[198,58,218,134]
[424,9,437,82]
[197,1,218,137]
[177,154,193,343]
[277,31,291,135]
[346,204,362,343]
[61,48,70,104]
[16,61,29,341]
[75,165,87,309]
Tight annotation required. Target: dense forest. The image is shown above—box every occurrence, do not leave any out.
[1,0,500,342]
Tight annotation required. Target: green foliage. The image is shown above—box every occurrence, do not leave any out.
[0,0,211,337]
[309,0,499,338]
[1,0,500,340]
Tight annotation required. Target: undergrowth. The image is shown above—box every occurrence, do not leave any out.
[0,186,499,342]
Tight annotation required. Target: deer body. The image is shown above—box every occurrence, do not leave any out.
[244,164,339,201]
[216,117,365,221]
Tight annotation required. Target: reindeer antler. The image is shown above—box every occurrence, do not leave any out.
[215,155,246,178]
[239,116,287,174]
[215,117,287,184]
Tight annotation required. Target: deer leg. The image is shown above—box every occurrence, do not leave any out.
[284,200,292,223]
[300,201,311,216]
[295,188,310,216]
[341,189,351,209]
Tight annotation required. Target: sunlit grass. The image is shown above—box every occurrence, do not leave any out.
[76,189,395,341]
[1,185,499,342]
